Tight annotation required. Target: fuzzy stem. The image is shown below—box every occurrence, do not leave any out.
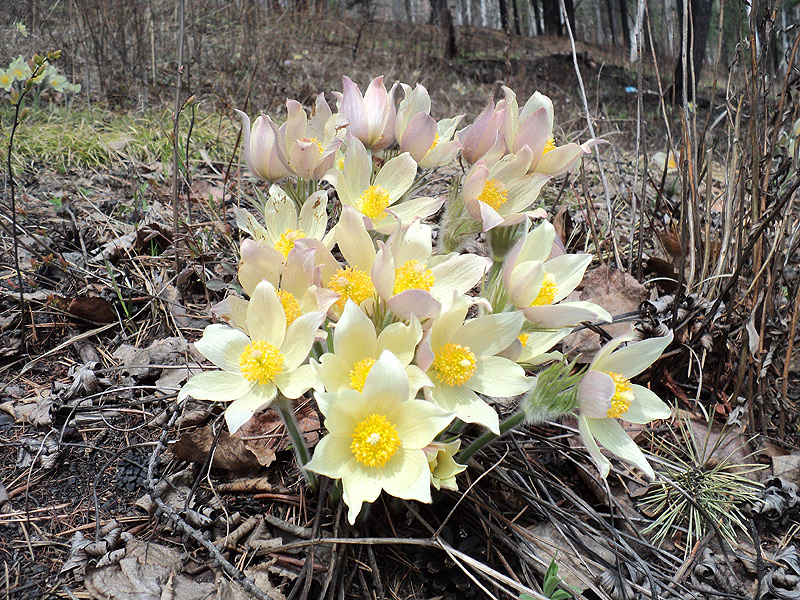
[458,410,526,464]
[275,395,318,491]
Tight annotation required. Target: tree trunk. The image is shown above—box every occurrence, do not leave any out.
[530,0,543,35]
[595,0,604,44]
[605,0,618,46]
[672,0,713,104]
[499,0,510,31]
[512,0,522,34]
[542,0,560,35]
[618,0,630,49]
[563,0,575,34]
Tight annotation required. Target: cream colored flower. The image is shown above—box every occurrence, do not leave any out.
[234,185,330,261]
[394,83,463,169]
[237,111,291,181]
[577,330,673,479]
[456,97,507,165]
[372,218,491,320]
[337,75,397,151]
[324,135,442,233]
[281,94,345,179]
[306,350,455,524]
[179,281,324,433]
[9,56,31,82]
[312,300,430,398]
[460,150,550,231]
[416,295,533,434]
[502,86,602,177]
[215,240,337,335]
[423,440,466,491]
[503,220,611,327]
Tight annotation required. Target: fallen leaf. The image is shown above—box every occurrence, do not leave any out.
[562,265,649,359]
[173,424,273,471]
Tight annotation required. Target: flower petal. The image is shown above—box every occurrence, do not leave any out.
[392,400,455,449]
[373,196,444,235]
[387,289,442,320]
[336,206,376,271]
[275,363,316,399]
[469,356,532,397]
[380,448,432,503]
[194,324,250,372]
[456,311,524,357]
[545,253,593,301]
[341,463,384,524]
[315,353,354,393]
[586,417,655,479]
[522,301,612,328]
[298,190,328,241]
[224,382,278,433]
[577,370,615,418]
[305,434,353,480]
[578,415,610,478]
[428,383,500,434]
[374,153,417,201]
[593,333,673,379]
[248,281,286,347]
[429,254,491,304]
[333,300,378,366]
[280,311,325,369]
[362,350,410,408]
[625,385,672,424]
[376,318,422,366]
[178,370,253,402]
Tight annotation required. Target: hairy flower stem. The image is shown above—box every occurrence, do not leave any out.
[275,395,318,491]
[458,410,526,463]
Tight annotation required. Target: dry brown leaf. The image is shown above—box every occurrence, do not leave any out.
[84,539,216,600]
[239,401,321,459]
[173,424,272,471]
[562,265,649,359]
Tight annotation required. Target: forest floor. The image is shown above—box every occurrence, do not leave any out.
[1,16,800,600]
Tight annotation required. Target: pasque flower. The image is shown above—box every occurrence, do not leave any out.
[394,83,463,169]
[577,330,673,479]
[312,300,431,398]
[179,281,324,433]
[337,75,397,151]
[457,97,507,165]
[237,110,292,181]
[502,87,602,177]
[423,440,466,491]
[416,294,533,434]
[306,350,455,524]
[372,218,490,320]
[324,135,442,232]
[234,185,330,262]
[503,220,611,327]
[460,149,550,231]
[281,94,345,179]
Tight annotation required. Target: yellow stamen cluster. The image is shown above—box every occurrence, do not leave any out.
[239,340,285,385]
[302,136,325,155]
[328,267,375,308]
[542,138,556,154]
[432,343,477,387]
[476,179,508,211]
[275,228,305,258]
[356,185,391,221]
[349,357,377,392]
[517,333,530,347]
[350,413,401,468]
[393,260,435,294]
[530,273,558,307]
[605,371,635,418]
[276,289,301,326]
[427,133,441,152]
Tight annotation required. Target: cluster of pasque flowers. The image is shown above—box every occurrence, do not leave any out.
[178,76,673,523]
[0,55,80,95]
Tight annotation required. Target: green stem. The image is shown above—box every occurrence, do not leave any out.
[457,410,526,464]
[275,395,318,491]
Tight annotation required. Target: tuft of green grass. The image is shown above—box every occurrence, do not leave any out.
[0,104,239,174]
[637,413,763,553]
